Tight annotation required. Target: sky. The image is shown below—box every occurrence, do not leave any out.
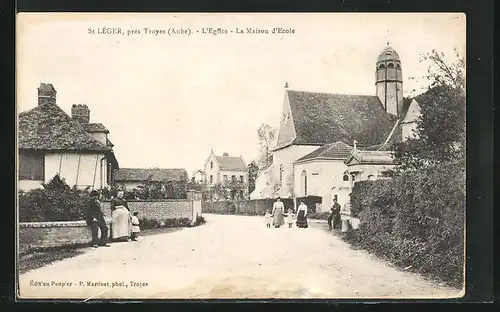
[17,13,466,176]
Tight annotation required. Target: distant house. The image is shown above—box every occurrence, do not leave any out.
[18,83,119,191]
[113,168,189,198]
[204,150,248,199]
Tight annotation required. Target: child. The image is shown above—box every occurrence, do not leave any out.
[131,212,140,241]
[286,208,295,228]
[264,210,272,228]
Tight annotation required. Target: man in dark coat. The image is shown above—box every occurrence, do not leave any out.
[328,198,342,230]
[87,190,110,248]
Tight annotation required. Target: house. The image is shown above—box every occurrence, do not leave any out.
[113,168,189,198]
[251,45,422,211]
[18,83,119,191]
[204,150,248,199]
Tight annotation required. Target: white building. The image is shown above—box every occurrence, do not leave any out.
[251,45,423,212]
[18,83,119,191]
[204,150,248,199]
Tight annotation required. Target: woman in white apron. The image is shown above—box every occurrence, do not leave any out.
[110,191,132,241]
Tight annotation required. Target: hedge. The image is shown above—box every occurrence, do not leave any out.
[18,175,89,222]
[343,161,465,288]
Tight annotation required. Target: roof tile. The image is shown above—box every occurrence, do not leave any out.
[215,156,246,171]
[296,141,353,162]
[114,168,189,182]
[286,90,397,147]
[18,104,111,152]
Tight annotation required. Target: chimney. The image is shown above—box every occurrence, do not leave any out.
[223,152,229,156]
[71,104,90,124]
[37,83,57,106]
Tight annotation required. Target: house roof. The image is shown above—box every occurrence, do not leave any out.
[295,141,353,163]
[18,104,111,152]
[283,90,398,149]
[345,150,395,166]
[215,155,247,171]
[85,123,109,133]
[114,168,188,182]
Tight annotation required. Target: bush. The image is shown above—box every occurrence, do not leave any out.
[18,175,90,222]
[194,215,206,226]
[138,217,192,230]
[343,162,465,288]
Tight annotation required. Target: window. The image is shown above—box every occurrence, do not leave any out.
[231,175,236,182]
[387,62,394,69]
[239,190,244,199]
[378,64,385,69]
[210,175,213,184]
[240,175,244,183]
[343,174,349,181]
[279,164,284,182]
[210,161,213,169]
[224,175,228,182]
[351,174,356,182]
[396,63,401,69]
[301,170,307,196]
[19,151,45,180]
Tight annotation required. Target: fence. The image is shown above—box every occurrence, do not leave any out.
[202,198,294,216]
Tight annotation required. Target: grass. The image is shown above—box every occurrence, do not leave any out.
[18,243,88,275]
[17,226,191,275]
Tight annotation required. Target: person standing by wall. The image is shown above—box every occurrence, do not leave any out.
[272,197,285,228]
[110,190,132,241]
[296,201,309,228]
[328,198,341,230]
[87,190,110,248]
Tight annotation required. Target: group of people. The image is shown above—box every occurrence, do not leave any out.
[264,197,310,229]
[264,197,343,230]
[86,190,141,248]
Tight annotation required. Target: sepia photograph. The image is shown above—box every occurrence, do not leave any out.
[16,12,466,300]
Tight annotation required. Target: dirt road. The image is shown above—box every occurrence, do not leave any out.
[18,214,462,299]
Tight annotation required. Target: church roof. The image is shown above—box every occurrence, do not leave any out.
[283,90,397,149]
[18,103,111,152]
[295,141,353,163]
[215,155,247,171]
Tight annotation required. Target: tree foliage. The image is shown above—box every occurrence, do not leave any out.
[393,49,465,172]
[256,123,277,169]
[247,160,259,194]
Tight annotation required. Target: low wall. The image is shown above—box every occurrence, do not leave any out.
[18,219,111,254]
[18,192,203,252]
[101,200,195,220]
[203,198,294,216]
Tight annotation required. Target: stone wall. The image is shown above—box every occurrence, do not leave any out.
[101,200,194,220]
[18,220,111,254]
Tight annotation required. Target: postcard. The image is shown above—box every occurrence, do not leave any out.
[16,12,466,300]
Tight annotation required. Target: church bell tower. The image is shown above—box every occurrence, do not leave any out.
[375,45,403,117]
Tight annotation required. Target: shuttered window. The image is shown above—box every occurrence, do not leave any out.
[19,152,45,180]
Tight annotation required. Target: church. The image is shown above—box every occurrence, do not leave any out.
[250,45,423,212]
